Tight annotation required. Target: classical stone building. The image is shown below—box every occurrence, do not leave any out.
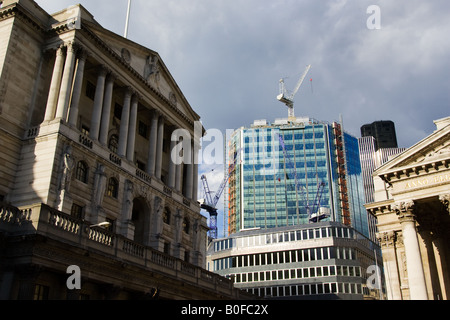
[0,0,251,300]
[366,116,450,300]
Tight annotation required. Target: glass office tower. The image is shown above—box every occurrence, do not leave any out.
[227,118,369,238]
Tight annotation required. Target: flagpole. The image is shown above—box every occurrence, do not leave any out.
[124,0,132,38]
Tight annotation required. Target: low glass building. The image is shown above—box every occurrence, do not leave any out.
[207,222,384,300]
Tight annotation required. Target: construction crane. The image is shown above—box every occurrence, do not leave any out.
[200,150,240,239]
[277,133,329,223]
[277,65,311,119]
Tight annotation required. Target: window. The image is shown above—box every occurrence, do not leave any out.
[114,103,122,120]
[33,284,49,300]
[86,81,96,100]
[138,121,148,138]
[105,218,115,232]
[182,218,190,234]
[107,178,119,199]
[163,207,171,225]
[71,204,84,220]
[109,135,119,154]
[81,125,90,136]
[75,161,89,183]
[164,242,170,254]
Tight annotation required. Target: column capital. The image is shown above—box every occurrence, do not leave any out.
[106,71,117,82]
[78,47,90,61]
[123,86,134,97]
[132,92,141,103]
[393,200,416,223]
[152,109,161,119]
[64,41,79,53]
[97,64,109,77]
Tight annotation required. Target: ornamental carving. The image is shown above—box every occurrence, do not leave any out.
[377,231,396,248]
[392,200,415,214]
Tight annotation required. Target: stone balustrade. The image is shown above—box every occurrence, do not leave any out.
[0,201,233,294]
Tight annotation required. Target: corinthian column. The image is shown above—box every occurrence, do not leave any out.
[99,73,116,145]
[89,66,108,140]
[147,110,159,176]
[44,46,65,121]
[155,115,165,179]
[68,49,88,127]
[55,42,77,121]
[168,129,177,189]
[192,141,200,201]
[118,87,132,157]
[126,94,139,161]
[184,144,194,199]
[394,201,428,300]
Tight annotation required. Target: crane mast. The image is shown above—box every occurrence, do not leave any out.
[200,150,240,239]
[277,65,311,119]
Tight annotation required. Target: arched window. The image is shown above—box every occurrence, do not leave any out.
[108,135,119,154]
[162,207,171,225]
[107,178,119,199]
[75,161,88,183]
[182,217,190,234]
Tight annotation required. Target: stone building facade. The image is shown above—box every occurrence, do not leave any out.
[366,116,450,300]
[0,0,251,300]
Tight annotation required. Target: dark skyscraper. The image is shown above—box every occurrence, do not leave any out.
[360,120,398,150]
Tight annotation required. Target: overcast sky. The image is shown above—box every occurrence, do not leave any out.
[36,0,450,237]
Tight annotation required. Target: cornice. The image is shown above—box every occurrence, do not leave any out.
[71,24,197,129]
[0,2,45,33]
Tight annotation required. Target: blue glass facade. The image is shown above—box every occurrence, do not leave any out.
[227,119,369,238]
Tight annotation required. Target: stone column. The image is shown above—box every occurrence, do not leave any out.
[126,94,139,161]
[55,42,77,121]
[44,46,65,121]
[147,110,159,176]
[118,87,132,157]
[434,194,450,299]
[184,145,194,199]
[68,49,88,127]
[192,141,200,201]
[155,115,164,179]
[99,73,116,145]
[175,144,182,192]
[89,66,108,140]
[168,129,177,189]
[394,201,428,300]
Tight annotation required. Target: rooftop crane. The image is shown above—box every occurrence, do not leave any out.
[277,65,311,119]
[200,150,240,239]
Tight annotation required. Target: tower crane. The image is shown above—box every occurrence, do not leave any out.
[277,65,311,119]
[277,133,329,223]
[200,150,240,239]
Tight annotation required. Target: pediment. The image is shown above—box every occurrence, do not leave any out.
[374,119,450,175]
[80,19,200,124]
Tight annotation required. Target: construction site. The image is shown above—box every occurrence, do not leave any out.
[204,66,383,300]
